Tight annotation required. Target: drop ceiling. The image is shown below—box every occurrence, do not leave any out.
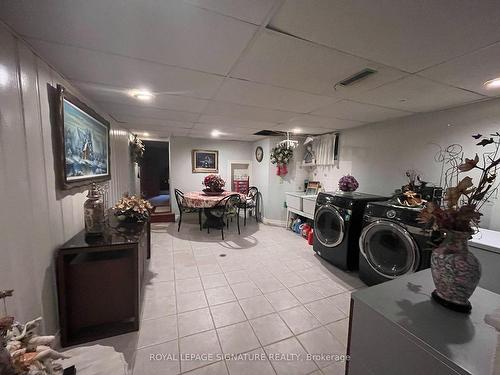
[1,0,499,140]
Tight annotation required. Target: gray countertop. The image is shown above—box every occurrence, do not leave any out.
[352,269,500,375]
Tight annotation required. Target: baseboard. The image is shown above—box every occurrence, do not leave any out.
[261,217,286,227]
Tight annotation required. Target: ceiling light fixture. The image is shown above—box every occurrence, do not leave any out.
[143,132,150,136]
[129,89,154,101]
[211,130,221,137]
[484,78,500,89]
[292,128,301,134]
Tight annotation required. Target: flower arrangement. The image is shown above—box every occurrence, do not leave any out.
[338,175,359,192]
[419,132,500,234]
[203,174,225,192]
[113,194,152,222]
[270,143,294,176]
[130,134,145,165]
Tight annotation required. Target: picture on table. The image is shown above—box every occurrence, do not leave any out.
[192,149,218,173]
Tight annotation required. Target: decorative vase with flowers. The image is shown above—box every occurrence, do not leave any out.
[113,194,152,223]
[419,132,500,313]
[203,174,225,195]
[338,175,359,193]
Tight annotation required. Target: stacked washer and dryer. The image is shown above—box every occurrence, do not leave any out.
[313,190,442,286]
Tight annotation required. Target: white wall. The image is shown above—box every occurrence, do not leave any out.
[252,137,309,224]
[309,98,500,230]
[0,23,131,333]
[169,136,253,213]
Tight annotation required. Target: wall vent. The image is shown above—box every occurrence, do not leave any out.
[337,68,377,87]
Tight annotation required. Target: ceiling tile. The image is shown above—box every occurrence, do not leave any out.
[193,123,260,135]
[204,100,297,123]
[101,101,200,122]
[418,42,500,97]
[352,76,485,112]
[27,39,224,99]
[231,29,406,96]
[188,130,262,141]
[269,0,500,72]
[183,0,277,25]
[272,125,336,135]
[197,114,277,129]
[1,0,257,74]
[76,81,209,113]
[311,99,412,122]
[111,115,195,129]
[216,78,337,113]
[282,114,364,130]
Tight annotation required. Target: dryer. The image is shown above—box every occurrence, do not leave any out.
[313,192,388,271]
[358,201,441,285]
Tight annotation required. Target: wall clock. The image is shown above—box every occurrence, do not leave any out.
[255,146,263,162]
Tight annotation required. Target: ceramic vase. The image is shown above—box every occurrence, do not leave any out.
[430,231,481,313]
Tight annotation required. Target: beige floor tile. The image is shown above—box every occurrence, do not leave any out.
[276,272,307,288]
[239,295,275,319]
[143,281,175,300]
[297,327,345,368]
[264,337,318,375]
[141,294,176,321]
[202,273,229,289]
[289,283,325,304]
[231,280,262,299]
[217,321,261,355]
[250,313,293,346]
[327,293,352,316]
[176,277,203,294]
[321,361,346,375]
[325,318,349,347]
[304,299,346,325]
[179,330,222,373]
[137,315,178,349]
[177,290,208,313]
[225,270,250,284]
[186,360,229,374]
[210,301,247,328]
[178,307,214,337]
[205,285,236,306]
[133,339,180,375]
[278,305,322,335]
[253,276,285,294]
[225,347,275,375]
[265,289,301,311]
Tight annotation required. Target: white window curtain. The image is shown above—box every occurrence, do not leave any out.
[314,133,337,165]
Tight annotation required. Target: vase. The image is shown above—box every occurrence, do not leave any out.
[84,184,104,237]
[430,230,481,313]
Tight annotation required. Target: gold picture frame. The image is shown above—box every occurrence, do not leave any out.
[192,149,219,173]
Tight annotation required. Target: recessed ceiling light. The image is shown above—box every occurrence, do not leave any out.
[211,130,221,137]
[292,128,301,134]
[143,132,150,136]
[484,78,500,89]
[129,89,154,101]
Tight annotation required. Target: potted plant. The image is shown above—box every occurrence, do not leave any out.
[203,174,225,195]
[338,175,359,193]
[113,194,152,223]
[419,133,500,313]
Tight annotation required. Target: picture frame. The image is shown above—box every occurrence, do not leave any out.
[192,149,218,173]
[53,84,111,189]
[306,181,320,195]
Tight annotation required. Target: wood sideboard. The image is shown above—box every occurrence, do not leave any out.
[56,216,150,347]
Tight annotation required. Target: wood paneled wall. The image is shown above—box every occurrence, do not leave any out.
[0,22,131,333]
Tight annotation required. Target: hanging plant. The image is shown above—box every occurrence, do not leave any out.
[130,134,145,165]
[270,143,294,176]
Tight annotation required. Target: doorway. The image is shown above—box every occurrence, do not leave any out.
[228,160,251,193]
[140,140,174,222]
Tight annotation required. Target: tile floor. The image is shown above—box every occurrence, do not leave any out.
[69,219,366,374]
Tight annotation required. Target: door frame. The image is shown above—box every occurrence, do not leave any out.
[228,160,252,190]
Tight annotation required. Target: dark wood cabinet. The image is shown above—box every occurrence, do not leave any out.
[56,216,150,347]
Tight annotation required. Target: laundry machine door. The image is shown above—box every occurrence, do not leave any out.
[314,205,345,247]
[359,220,420,279]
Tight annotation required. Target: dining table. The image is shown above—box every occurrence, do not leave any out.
[183,191,247,229]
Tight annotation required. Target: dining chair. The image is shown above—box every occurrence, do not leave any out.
[208,194,241,240]
[238,186,259,225]
[174,189,202,232]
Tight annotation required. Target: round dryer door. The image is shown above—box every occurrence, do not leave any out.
[314,205,345,247]
[359,220,420,278]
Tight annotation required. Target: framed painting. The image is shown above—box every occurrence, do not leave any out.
[192,150,218,173]
[54,84,111,189]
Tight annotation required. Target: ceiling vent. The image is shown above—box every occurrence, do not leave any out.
[254,130,285,136]
[337,68,377,87]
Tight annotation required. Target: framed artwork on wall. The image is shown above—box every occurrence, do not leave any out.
[192,149,218,173]
[53,84,111,189]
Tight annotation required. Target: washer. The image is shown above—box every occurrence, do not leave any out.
[313,192,388,271]
[358,201,440,286]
